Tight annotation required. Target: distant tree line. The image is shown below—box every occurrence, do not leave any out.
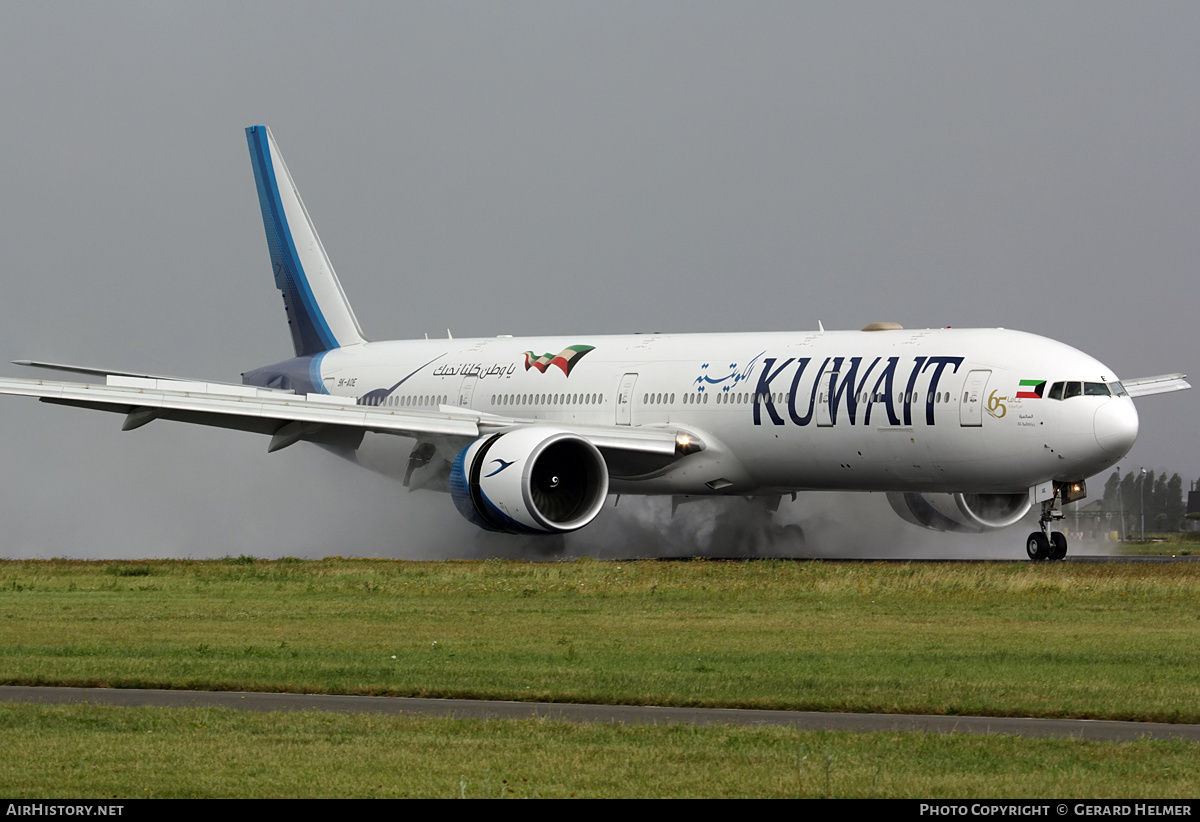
[1100,470,1189,533]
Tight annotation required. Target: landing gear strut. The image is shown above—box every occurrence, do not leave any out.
[1026,496,1068,561]
[693,495,807,556]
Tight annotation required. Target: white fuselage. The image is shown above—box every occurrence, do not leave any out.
[312,326,1138,497]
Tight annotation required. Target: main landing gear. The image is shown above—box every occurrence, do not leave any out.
[1026,497,1068,561]
[679,494,807,556]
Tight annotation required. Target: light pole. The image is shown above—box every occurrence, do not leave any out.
[1116,467,1125,541]
[1140,467,1147,541]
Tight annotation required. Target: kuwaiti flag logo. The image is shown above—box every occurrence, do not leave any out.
[1016,379,1046,399]
[522,345,595,377]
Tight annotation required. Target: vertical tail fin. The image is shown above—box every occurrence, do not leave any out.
[246,125,367,356]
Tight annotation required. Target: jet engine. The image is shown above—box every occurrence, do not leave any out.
[886,491,1031,533]
[449,428,609,534]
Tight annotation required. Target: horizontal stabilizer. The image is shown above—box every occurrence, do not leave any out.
[13,360,186,381]
[1121,373,1191,398]
[13,360,296,395]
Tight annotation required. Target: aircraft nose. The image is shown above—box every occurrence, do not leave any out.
[1094,399,1139,455]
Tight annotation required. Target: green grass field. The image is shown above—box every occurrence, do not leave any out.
[2,702,1197,799]
[1,557,1197,797]
[1116,532,1200,556]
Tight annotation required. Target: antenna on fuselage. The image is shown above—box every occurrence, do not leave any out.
[447,329,453,339]
[818,320,825,333]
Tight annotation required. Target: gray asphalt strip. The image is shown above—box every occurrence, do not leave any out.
[2,686,1197,743]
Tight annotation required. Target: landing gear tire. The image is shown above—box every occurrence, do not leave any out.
[782,523,806,551]
[1026,532,1050,561]
[718,522,807,556]
[1049,531,1068,560]
[759,523,807,555]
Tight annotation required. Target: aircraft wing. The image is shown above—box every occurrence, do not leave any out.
[1121,373,1191,398]
[0,373,680,457]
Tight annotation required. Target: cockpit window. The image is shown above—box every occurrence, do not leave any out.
[1047,381,1115,399]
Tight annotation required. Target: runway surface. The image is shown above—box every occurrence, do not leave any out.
[655,554,1200,563]
[2,686,1197,743]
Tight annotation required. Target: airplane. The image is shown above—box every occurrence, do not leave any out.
[0,126,1190,560]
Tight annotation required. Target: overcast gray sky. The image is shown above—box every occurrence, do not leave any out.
[0,2,1195,559]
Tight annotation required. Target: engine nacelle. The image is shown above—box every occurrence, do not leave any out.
[886,491,1031,534]
[449,428,609,534]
